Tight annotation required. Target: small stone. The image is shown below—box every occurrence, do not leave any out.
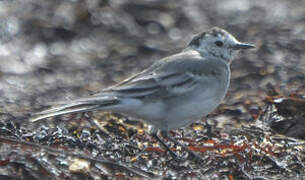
[69,158,90,174]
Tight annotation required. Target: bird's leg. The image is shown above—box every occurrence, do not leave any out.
[152,130,179,159]
[160,130,204,165]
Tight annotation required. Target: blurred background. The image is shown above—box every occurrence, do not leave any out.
[0,0,304,117]
[0,0,305,179]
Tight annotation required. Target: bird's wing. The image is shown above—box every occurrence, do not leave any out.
[102,71,201,99]
[100,53,210,99]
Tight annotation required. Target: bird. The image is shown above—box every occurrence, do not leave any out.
[31,27,255,160]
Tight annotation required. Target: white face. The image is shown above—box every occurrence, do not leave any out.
[189,27,255,63]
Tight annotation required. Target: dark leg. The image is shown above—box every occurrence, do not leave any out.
[160,130,204,165]
[152,131,180,159]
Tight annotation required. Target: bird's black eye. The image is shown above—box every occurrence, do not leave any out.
[215,41,223,47]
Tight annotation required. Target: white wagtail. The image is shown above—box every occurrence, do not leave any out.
[31,27,255,160]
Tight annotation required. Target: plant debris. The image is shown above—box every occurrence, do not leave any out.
[0,0,305,179]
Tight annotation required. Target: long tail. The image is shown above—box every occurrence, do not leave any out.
[30,96,119,122]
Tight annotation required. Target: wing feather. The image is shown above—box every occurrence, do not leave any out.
[99,51,218,99]
[102,71,201,99]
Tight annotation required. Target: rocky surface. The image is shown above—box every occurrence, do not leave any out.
[0,0,305,179]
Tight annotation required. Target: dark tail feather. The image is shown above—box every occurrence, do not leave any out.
[30,96,119,122]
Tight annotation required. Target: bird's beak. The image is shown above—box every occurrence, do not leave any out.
[233,42,256,50]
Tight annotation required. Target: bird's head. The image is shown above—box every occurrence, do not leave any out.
[188,27,255,63]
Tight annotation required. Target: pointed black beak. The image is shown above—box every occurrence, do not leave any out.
[233,42,256,50]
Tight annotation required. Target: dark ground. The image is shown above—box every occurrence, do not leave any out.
[0,0,305,179]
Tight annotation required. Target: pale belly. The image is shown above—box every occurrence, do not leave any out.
[164,96,222,130]
[162,80,229,130]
